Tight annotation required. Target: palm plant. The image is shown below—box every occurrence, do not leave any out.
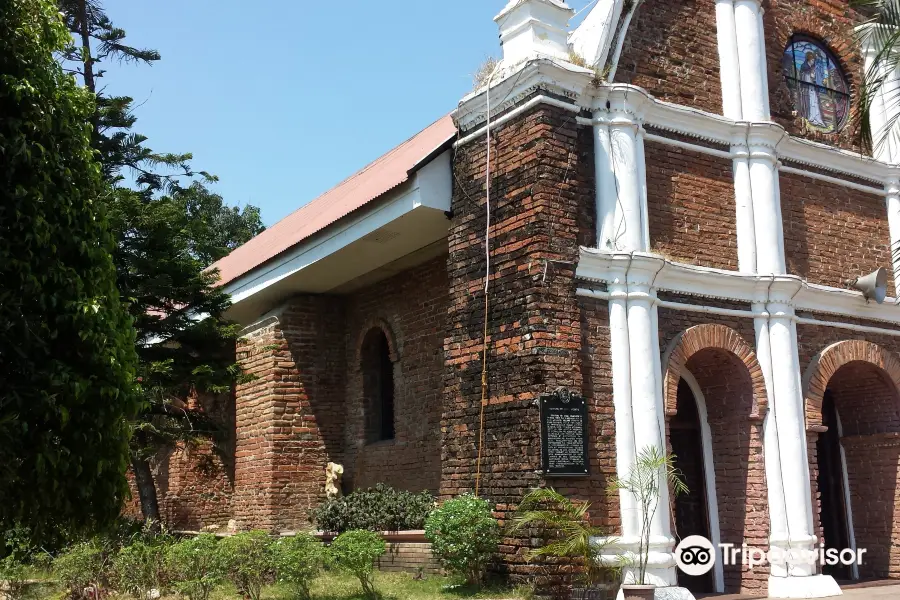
[856,1,900,154]
[608,446,688,586]
[509,488,615,587]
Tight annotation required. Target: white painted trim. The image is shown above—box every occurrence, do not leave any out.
[454,94,581,148]
[643,133,732,160]
[578,250,900,326]
[643,130,886,197]
[223,154,452,306]
[678,370,726,594]
[779,166,885,197]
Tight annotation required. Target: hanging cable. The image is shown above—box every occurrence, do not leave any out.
[475,61,502,498]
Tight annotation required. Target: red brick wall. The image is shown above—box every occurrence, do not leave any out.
[616,0,722,114]
[446,100,595,581]
[781,173,893,291]
[842,433,900,579]
[645,141,738,270]
[341,257,448,494]
[232,298,347,532]
[765,0,865,152]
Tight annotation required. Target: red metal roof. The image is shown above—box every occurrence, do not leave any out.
[210,114,457,287]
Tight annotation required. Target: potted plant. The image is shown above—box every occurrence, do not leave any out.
[608,446,688,600]
[509,488,621,600]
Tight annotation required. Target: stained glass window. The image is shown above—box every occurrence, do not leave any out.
[783,36,850,134]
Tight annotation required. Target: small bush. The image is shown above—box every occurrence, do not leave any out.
[311,483,435,534]
[167,534,226,600]
[0,555,30,600]
[328,530,385,600]
[217,531,274,600]
[272,534,324,600]
[425,494,499,586]
[113,535,173,599]
[53,540,108,598]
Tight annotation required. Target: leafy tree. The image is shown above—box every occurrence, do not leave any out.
[857,2,900,153]
[58,0,211,193]
[57,0,264,522]
[0,0,139,536]
[108,185,261,521]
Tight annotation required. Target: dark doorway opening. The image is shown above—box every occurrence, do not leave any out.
[671,378,714,594]
[817,390,852,581]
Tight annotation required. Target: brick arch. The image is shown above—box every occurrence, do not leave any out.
[803,340,900,432]
[663,324,768,421]
[355,318,399,366]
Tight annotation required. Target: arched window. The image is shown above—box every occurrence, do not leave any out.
[360,328,395,443]
[783,35,850,134]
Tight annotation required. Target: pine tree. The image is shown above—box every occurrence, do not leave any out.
[58,1,264,522]
[0,0,139,535]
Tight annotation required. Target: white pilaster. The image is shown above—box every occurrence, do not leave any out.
[715,0,744,120]
[887,177,900,295]
[747,127,786,274]
[593,90,649,252]
[763,284,841,597]
[733,142,757,272]
[734,0,769,121]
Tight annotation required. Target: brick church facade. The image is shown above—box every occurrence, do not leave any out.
[139,1,900,597]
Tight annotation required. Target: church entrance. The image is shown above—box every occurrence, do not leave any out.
[816,391,852,581]
[672,377,714,594]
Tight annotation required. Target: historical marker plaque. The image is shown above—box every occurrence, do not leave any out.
[540,389,589,477]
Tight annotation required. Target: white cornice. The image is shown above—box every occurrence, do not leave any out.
[577,249,900,325]
[455,61,898,184]
[455,58,594,134]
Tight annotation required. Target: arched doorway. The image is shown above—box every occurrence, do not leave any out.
[663,324,769,594]
[805,342,900,581]
[671,376,714,594]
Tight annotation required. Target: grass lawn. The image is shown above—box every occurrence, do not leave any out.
[29,571,532,600]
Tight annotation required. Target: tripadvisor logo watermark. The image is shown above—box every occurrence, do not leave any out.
[674,536,867,576]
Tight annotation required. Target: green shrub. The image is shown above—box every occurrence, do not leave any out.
[328,530,385,600]
[53,540,109,597]
[311,483,435,533]
[272,534,324,600]
[113,536,173,599]
[217,531,274,600]
[425,494,499,586]
[167,534,226,600]
[0,555,29,600]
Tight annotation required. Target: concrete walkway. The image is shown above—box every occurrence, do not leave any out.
[695,581,900,599]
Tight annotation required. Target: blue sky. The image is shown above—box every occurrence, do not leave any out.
[103,1,594,225]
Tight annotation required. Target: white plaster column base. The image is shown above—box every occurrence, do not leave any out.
[615,587,696,600]
[768,575,842,598]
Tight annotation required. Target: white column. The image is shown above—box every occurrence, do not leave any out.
[626,282,676,587]
[734,0,769,121]
[594,115,620,249]
[754,303,790,577]
[715,0,744,120]
[733,142,757,272]
[608,282,639,539]
[608,114,646,252]
[764,289,841,598]
[748,130,785,274]
[887,178,900,295]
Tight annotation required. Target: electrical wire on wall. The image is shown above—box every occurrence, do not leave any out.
[475,62,502,498]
